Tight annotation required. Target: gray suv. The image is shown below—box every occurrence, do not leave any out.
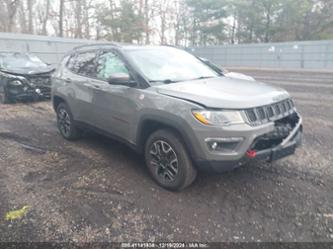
[52,44,302,190]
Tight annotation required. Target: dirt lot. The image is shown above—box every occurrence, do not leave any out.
[0,69,332,243]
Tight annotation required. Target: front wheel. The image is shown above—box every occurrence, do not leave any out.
[145,129,197,191]
[56,102,81,140]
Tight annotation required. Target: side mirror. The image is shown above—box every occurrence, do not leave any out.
[107,73,134,86]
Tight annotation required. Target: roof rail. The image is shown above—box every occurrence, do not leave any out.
[73,42,120,50]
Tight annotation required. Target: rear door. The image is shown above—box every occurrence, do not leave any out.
[66,50,100,124]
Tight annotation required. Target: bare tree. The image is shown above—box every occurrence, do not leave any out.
[73,0,83,38]
[0,0,331,46]
[59,0,64,37]
[17,0,27,33]
[2,0,20,32]
[144,0,150,44]
[41,0,51,35]
[27,0,34,33]
[157,0,172,44]
[174,0,190,46]
[107,0,119,40]
[82,0,93,38]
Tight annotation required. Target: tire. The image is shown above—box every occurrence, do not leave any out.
[144,129,197,191]
[0,87,11,104]
[56,102,81,140]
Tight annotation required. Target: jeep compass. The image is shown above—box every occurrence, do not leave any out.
[52,43,302,190]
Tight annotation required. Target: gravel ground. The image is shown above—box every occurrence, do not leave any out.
[0,69,332,243]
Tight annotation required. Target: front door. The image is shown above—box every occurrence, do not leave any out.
[90,50,138,142]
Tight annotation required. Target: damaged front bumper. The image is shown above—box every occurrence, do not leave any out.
[7,85,51,101]
[196,113,303,172]
[250,117,302,162]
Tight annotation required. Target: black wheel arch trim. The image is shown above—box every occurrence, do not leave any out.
[52,94,68,111]
[136,113,205,162]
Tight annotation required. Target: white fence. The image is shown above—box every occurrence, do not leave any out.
[190,40,333,69]
[0,32,332,69]
[0,32,90,65]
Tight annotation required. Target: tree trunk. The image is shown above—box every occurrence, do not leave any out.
[144,0,150,44]
[18,1,27,33]
[231,10,236,44]
[6,0,19,32]
[264,2,272,43]
[83,0,91,39]
[264,12,271,42]
[42,0,50,35]
[59,0,64,37]
[160,12,166,44]
[27,0,33,33]
[74,0,83,38]
[159,0,171,45]
[108,0,117,40]
[248,0,256,42]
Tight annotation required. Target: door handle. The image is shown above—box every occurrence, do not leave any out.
[84,83,101,89]
[64,78,72,84]
[92,84,101,89]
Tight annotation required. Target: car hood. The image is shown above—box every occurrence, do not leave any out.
[0,67,54,76]
[154,77,290,109]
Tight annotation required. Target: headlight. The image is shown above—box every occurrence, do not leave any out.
[192,110,245,126]
[9,80,23,86]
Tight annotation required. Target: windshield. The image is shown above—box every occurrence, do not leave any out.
[0,53,48,70]
[126,47,219,83]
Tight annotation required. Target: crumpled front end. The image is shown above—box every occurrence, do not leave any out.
[25,74,52,99]
[246,112,302,162]
[191,99,303,172]
[4,72,52,102]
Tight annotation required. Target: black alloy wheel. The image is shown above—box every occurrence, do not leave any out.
[56,103,81,140]
[145,129,197,191]
[149,139,179,183]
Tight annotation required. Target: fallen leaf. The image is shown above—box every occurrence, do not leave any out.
[5,206,31,221]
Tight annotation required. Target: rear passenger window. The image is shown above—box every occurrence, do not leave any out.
[68,51,97,78]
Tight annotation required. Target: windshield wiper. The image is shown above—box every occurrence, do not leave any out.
[190,76,215,81]
[149,76,215,84]
[149,79,179,84]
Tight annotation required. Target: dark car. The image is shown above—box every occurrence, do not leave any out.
[0,52,54,104]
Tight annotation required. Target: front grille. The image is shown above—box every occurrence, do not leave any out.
[244,99,295,126]
[266,106,274,118]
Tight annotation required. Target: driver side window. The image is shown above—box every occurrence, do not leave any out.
[96,52,129,81]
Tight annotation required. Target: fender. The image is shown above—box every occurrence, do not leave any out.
[136,112,205,161]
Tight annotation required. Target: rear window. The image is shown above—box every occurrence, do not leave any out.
[67,51,98,78]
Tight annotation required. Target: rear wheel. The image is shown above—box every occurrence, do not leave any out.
[145,129,197,191]
[56,102,81,140]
